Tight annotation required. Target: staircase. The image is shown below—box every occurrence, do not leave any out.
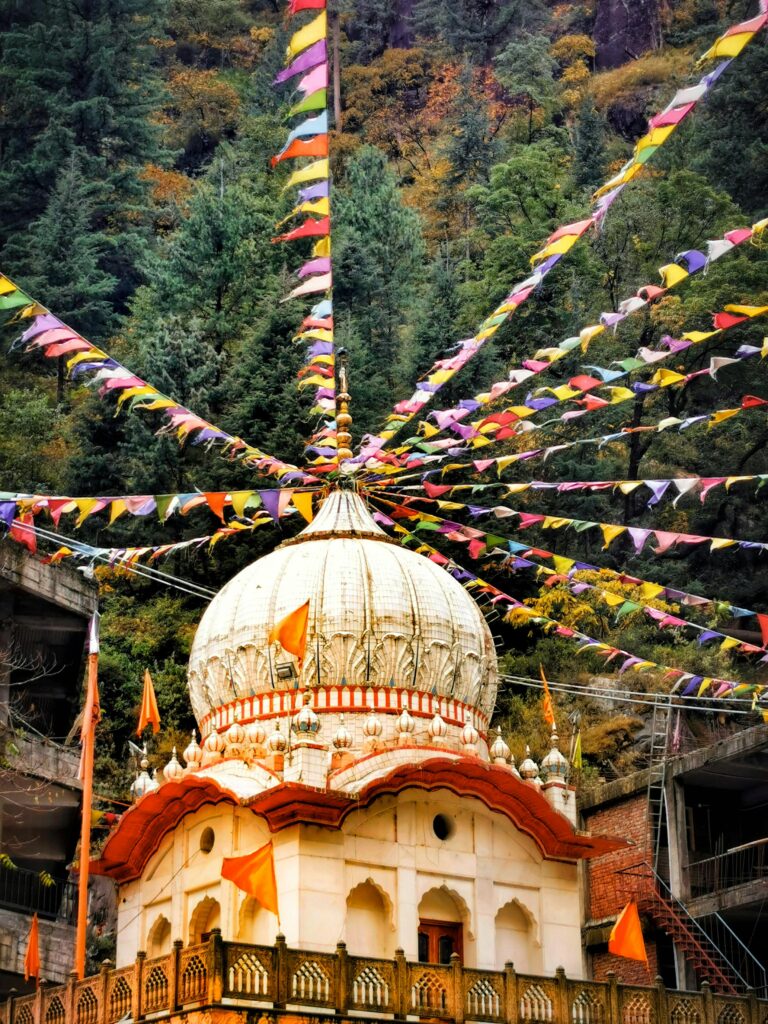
[638,884,740,995]
[645,696,671,873]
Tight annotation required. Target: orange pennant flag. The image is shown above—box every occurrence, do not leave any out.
[268,600,310,667]
[608,900,647,962]
[24,913,40,986]
[137,668,161,736]
[540,664,555,726]
[221,841,279,919]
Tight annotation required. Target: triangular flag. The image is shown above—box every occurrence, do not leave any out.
[609,900,647,962]
[540,664,555,726]
[292,491,315,523]
[572,731,582,769]
[268,600,310,666]
[24,913,40,985]
[222,841,279,919]
[137,669,161,736]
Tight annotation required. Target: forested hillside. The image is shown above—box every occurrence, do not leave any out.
[0,0,767,796]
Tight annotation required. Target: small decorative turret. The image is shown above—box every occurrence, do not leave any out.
[335,349,353,465]
[224,716,247,758]
[183,730,202,770]
[396,701,415,746]
[294,692,320,736]
[203,725,225,761]
[508,753,521,778]
[131,750,159,801]
[267,722,287,753]
[332,714,353,750]
[363,704,383,752]
[490,727,511,765]
[540,723,569,781]
[519,745,541,786]
[461,713,479,755]
[245,721,266,748]
[162,746,184,783]
[429,707,448,745]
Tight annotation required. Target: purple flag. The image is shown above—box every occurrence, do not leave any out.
[274,40,327,84]
[299,181,330,202]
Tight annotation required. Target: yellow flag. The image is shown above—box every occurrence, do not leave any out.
[601,524,625,549]
[291,492,314,524]
[572,731,582,769]
[287,11,326,58]
[281,158,329,191]
[700,30,755,61]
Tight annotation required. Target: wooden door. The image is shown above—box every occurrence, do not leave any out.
[417,919,463,964]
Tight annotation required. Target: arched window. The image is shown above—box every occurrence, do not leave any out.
[417,887,467,965]
[146,915,172,958]
[188,896,220,946]
[495,899,541,973]
[345,880,395,958]
[237,896,277,945]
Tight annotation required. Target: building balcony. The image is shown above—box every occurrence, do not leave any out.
[687,838,768,916]
[4,933,767,1024]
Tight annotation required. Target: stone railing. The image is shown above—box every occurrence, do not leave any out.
[3,932,767,1024]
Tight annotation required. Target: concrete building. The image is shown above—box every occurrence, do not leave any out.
[580,721,768,996]
[0,541,98,993]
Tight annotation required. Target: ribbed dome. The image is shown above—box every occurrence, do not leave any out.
[187,489,498,723]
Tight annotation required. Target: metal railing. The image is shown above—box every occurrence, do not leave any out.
[0,864,77,923]
[689,838,768,899]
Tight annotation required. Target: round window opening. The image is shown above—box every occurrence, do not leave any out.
[432,814,454,841]
[200,827,215,854]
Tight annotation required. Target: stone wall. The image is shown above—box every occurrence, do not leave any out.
[0,908,75,985]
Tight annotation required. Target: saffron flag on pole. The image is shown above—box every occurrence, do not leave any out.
[24,913,40,985]
[221,841,280,919]
[540,664,556,726]
[608,900,647,962]
[137,668,161,736]
[268,600,310,667]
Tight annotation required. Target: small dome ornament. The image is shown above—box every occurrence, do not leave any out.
[461,713,479,755]
[490,727,511,765]
[541,723,569,781]
[332,714,353,750]
[508,753,521,778]
[363,703,383,752]
[183,730,202,769]
[131,751,159,801]
[293,693,320,736]
[429,708,448,745]
[162,747,184,783]
[267,722,287,753]
[245,721,266,747]
[224,718,247,757]
[203,725,226,756]
[519,745,541,785]
[396,701,415,745]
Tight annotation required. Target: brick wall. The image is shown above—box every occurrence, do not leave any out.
[582,793,653,921]
[591,946,658,985]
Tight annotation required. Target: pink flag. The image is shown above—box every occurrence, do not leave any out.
[283,272,332,301]
[298,62,328,95]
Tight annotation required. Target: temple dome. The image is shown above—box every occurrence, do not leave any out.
[187,489,498,724]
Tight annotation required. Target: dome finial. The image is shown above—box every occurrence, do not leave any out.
[335,348,353,467]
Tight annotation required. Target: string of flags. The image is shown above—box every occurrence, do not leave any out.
[372,496,768,659]
[271,0,337,470]
[364,217,767,460]
[353,7,768,465]
[1,274,315,485]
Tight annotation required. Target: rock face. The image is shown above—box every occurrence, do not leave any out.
[593,0,662,69]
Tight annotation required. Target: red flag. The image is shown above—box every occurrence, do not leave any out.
[24,913,40,985]
[271,135,329,167]
[137,669,161,736]
[608,900,647,962]
[712,312,748,330]
[756,613,768,648]
[222,841,279,918]
[289,0,326,10]
[268,600,309,666]
[10,515,36,553]
[540,665,556,726]
[272,217,330,244]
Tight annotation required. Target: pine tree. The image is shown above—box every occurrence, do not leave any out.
[0,0,167,301]
[573,99,607,190]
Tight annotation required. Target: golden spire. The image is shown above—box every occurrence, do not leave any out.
[335,347,353,465]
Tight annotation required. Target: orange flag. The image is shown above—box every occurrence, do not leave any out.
[137,668,161,736]
[268,600,310,667]
[540,664,555,726]
[609,900,647,962]
[24,913,40,986]
[221,841,279,919]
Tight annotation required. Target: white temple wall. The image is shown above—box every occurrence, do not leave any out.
[116,788,583,976]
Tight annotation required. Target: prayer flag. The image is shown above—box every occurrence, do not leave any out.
[137,669,161,736]
[24,914,40,985]
[572,731,582,769]
[222,841,279,918]
[609,900,647,962]
[269,600,310,666]
[286,12,327,59]
[540,665,555,726]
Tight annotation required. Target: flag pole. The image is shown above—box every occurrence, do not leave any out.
[75,613,100,979]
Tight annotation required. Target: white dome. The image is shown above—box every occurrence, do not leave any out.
[187,489,498,723]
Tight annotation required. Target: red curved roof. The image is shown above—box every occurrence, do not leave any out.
[93,757,624,883]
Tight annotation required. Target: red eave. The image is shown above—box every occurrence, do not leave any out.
[93,756,625,883]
